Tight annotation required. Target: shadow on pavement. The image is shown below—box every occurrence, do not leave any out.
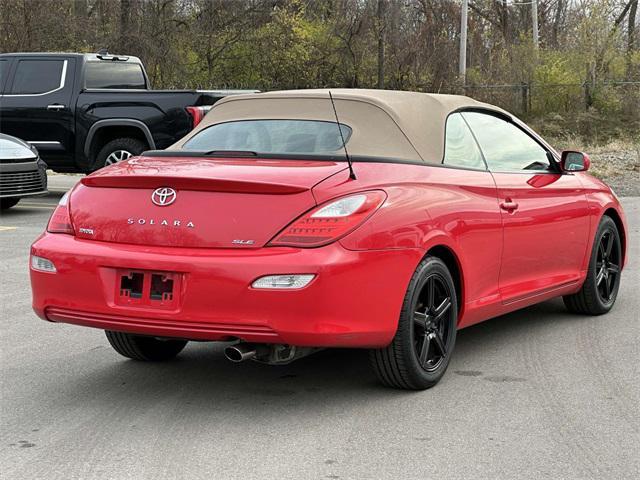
[39,297,592,414]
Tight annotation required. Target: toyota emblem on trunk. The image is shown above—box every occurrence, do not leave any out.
[151,187,177,206]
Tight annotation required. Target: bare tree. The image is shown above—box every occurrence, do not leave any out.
[376,0,384,88]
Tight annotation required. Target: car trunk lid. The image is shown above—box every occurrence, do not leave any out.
[70,156,347,248]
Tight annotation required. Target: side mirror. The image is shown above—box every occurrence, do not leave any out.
[560,151,590,172]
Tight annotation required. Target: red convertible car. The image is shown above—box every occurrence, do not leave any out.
[30,90,627,390]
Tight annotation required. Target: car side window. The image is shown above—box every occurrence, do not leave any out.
[10,59,65,95]
[443,113,485,170]
[461,111,551,172]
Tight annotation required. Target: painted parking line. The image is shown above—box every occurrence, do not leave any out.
[0,226,18,232]
[14,204,56,210]
[18,202,57,207]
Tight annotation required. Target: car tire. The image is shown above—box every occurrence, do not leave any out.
[1,198,20,210]
[93,138,146,170]
[370,256,458,390]
[563,215,622,315]
[105,330,187,361]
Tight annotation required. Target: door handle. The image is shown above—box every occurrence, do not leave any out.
[500,199,519,211]
[47,104,66,111]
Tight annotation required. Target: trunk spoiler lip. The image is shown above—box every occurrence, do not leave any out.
[139,150,425,166]
[141,150,350,162]
[80,175,310,195]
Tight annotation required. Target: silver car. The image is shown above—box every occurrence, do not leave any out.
[0,134,48,209]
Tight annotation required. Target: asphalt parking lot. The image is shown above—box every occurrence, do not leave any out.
[1,175,638,480]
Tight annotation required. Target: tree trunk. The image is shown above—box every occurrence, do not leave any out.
[377,0,385,89]
[74,0,87,17]
[552,0,564,48]
[22,0,33,51]
[498,0,509,44]
[73,0,88,47]
[119,0,132,52]
[595,0,634,77]
[628,0,638,79]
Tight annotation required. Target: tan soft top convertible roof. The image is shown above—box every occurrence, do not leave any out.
[171,89,510,162]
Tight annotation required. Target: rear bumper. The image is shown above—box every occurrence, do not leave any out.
[30,233,422,347]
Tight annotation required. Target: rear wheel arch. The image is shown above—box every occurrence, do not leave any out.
[423,244,464,319]
[85,120,155,166]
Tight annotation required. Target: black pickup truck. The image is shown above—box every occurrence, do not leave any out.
[0,51,254,172]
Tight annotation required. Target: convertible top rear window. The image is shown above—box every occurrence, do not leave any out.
[182,120,352,155]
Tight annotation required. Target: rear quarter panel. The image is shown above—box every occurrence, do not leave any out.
[314,162,504,326]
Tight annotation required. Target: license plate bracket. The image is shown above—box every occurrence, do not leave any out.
[115,269,181,309]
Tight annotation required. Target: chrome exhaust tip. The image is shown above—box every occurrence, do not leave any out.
[224,343,257,363]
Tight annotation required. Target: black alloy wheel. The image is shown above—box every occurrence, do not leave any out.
[594,228,621,305]
[564,215,622,315]
[370,256,458,390]
[412,273,453,372]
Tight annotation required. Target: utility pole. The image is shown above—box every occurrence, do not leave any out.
[532,0,539,49]
[459,0,468,87]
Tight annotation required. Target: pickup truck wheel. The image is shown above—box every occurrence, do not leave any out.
[1,198,20,210]
[94,138,146,170]
[105,330,187,361]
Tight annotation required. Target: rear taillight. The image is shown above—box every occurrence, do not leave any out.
[186,106,212,129]
[268,191,386,248]
[47,192,75,235]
